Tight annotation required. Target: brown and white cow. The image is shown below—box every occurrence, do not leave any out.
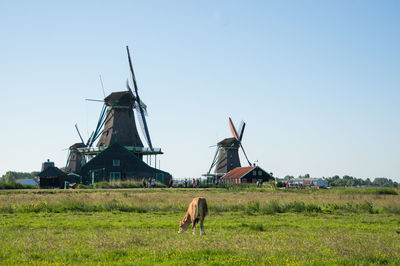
[178,197,208,235]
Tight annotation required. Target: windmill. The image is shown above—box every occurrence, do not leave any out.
[66,46,162,173]
[88,46,153,152]
[65,124,87,173]
[205,117,252,178]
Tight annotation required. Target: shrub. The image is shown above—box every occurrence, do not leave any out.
[322,203,340,214]
[249,223,265,231]
[261,200,283,214]
[245,201,260,214]
[359,201,376,214]
[0,182,36,189]
[94,182,112,189]
[93,180,165,189]
[76,184,92,189]
[374,188,398,195]
[287,201,305,213]
[382,204,400,214]
[305,203,322,213]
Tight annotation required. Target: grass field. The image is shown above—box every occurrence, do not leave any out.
[0,188,399,265]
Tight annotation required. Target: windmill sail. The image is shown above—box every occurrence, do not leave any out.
[238,121,246,141]
[229,117,251,166]
[229,117,239,140]
[74,124,85,144]
[127,80,148,116]
[126,46,153,150]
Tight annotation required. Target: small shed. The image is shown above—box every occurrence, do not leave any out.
[221,166,273,184]
[38,166,67,188]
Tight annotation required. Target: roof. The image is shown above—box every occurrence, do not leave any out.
[69,143,87,150]
[67,173,81,177]
[81,141,171,176]
[104,91,135,107]
[16,179,38,185]
[37,166,67,178]
[222,166,255,179]
[218,137,239,147]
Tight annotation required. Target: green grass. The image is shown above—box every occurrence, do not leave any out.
[0,188,399,264]
[0,211,399,265]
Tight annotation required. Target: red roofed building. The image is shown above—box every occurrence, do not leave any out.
[221,165,273,184]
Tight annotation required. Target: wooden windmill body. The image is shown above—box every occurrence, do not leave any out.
[96,91,144,153]
[214,137,241,174]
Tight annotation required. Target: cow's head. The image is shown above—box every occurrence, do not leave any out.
[178,215,190,233]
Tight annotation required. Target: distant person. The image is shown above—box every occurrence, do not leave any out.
[184,178,188,188]
[151,178,156,188]
[215,178,219,187]
[256,180,260,187]
[192,178,196,188]
[142,178,146,188]
[261,180,264,188]
[196,179,200,188]
[169,178,173,188]
[148,177,152,188]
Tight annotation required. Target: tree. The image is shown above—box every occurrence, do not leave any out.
[373,178,393,187]
[1,172,16,183]
[284,175,294,180]
[346,179,355,187]
[0,171,40,183]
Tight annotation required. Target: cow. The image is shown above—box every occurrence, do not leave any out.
[178,197,208,235]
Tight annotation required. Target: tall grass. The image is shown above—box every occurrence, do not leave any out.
[0,188,398,215]
[1,197,397,215]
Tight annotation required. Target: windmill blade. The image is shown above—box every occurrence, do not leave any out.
[133,99,147,116]
[126,79,134,97]
[86,131,94,147]
[127,80,148,115]
[238,121,246,141]
[228,117,239,140]
[136,108,153,149]
[126,46,139,98]
[239,143,252,166]
[135,110,152,150]
[99,75,106,98]
[126,46,153,150]
[74,124,85,144]
[85,98,104,102]
[207,146,220,175]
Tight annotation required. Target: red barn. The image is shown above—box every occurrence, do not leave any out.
[221,166,273,184]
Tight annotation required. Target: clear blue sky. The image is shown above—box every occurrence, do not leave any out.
[0,1,399,181]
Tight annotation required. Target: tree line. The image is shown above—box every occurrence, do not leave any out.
[1,171,398,188]
[0,171,39,183]
[283,174,398,187]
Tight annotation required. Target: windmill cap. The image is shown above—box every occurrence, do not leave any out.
[69,143,86,150]
[104,91,136,107]
[218,137,239,147]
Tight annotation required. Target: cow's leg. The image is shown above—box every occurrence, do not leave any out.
[192,219,197,235]
[200,218,206,235]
